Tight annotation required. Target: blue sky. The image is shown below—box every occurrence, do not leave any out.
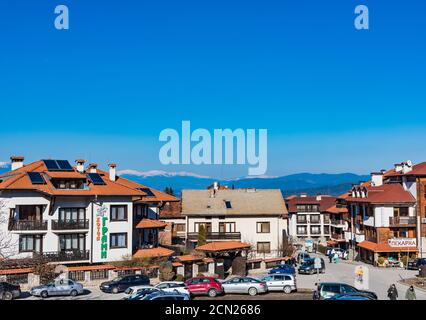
[0,0,425,178]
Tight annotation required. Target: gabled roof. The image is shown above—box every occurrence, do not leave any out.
[181,189,287,217]
[286,195,337,213]
[346,183,415,204]
[0,160,177,201]
[133,247,175,258]
[385,162,426,177]
[160,200,183,218]
[135,219,167,229]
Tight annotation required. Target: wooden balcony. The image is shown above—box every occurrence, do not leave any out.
[389,216,416,226]
[9,220,48,231]
[187,232,241,241]
[36,250,90,262]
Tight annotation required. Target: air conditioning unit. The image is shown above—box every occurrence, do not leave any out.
[421,218,426,224]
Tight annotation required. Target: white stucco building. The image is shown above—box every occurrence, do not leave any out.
[0,157,177,265]
[181,187,288,258]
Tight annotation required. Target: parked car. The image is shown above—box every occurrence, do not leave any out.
[142,291,190,301]
[185,276,224,297]
[123,285,161,299]
[154,281,190,295]
[407,258,426,270]
[297,252,311,264]
[100,274,150,294]
[259,274,297,294]
[0,282,21,300]
[221,277,267,296]
[298,258,325,274]
[314,282,377,300]
[326,293,375,300]
[269,264,296,275]
[30,279,84,298]
[124,287,162,300]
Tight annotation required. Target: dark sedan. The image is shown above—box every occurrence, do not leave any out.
[0,282,21,300]
[269,264,296,275]
[100,274,150,294]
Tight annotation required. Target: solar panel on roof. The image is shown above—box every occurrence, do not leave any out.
[43,159,60,170]
[139,188,156,197]
[27,172,46,184]
[56,160,73,171]
[87,173,105,185]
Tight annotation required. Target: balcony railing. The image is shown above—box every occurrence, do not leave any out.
[36,250,90,262]
[51,219,90,230]
[9,220,48,231]
[389,216,416,226]
[187,232,241,241]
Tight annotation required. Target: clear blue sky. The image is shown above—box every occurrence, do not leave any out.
[0,0,425,178]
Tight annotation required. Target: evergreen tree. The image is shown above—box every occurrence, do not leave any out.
[197,224,207,247]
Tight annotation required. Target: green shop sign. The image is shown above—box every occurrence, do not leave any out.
[96,205,108,259]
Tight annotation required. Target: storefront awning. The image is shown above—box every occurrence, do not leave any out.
[357,240,418,253]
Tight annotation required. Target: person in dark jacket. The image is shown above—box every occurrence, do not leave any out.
[312,283,320,300]
[405,286,416,300]
[387,284,398,300]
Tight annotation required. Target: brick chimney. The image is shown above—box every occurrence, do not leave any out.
[10,156,24,171]
[109,163,117,182]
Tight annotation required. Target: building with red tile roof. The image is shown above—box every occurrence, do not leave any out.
[0,156,178,268]
[286,194,338,248]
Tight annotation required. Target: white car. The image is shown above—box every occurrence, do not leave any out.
[124,286,161,300]
[154,281,190,295]
[124,282,189,298]
[259,274,297,294]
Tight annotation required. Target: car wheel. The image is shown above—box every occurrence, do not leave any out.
[41,291,48,299]
[283,286,292,294]
[248,287,258,296]
[207,289,218,297]
[2,291,13,300]
[70,290,78,297]
[310,269,314,275]
[112,287,119,294]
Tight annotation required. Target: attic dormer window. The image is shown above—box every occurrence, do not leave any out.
[224,201,232,209]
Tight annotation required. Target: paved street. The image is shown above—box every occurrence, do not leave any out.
[291,253,426,300]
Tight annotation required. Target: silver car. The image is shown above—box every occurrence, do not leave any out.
[221,277,267,296]
[260,274,297,294]
[30,279,84,298]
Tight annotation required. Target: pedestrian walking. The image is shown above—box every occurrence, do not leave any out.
[312,283,320,300]
[329,248,335,263]
[405,286,416,300]
[387,284,398,301]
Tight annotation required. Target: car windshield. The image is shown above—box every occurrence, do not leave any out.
[302,259,314,266]
[111,277,123,282]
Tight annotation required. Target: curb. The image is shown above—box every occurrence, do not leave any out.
[397,279,426,293]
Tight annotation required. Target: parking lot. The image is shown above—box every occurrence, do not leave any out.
[17,253,426,300]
